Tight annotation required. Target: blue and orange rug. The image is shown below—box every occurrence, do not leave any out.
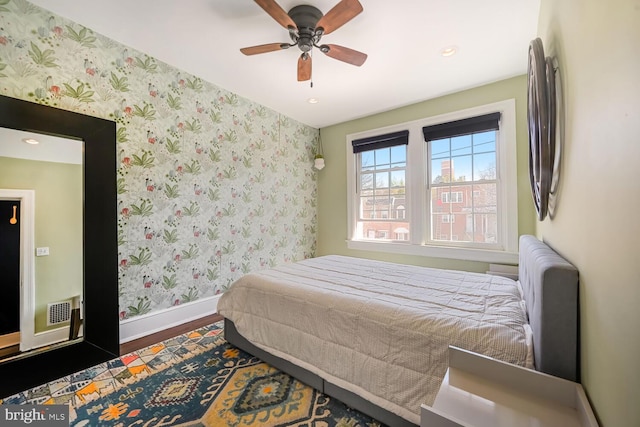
[1,321,385,426]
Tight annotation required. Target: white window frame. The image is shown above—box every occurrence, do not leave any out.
[346,99,518,264]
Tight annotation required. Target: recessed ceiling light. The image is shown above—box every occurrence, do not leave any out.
[441,46,458,57]
[307,98,319,104]
[22,138,40,145]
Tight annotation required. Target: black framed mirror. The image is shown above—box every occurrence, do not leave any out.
[0,95,119,397]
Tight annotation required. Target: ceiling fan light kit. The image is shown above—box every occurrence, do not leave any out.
[242,0,367,82]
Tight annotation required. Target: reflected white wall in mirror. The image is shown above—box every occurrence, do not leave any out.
[0,127,83,362]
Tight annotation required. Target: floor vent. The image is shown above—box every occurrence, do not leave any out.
[47,300,72,326]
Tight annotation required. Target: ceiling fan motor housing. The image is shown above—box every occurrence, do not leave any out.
[288,5,323,52]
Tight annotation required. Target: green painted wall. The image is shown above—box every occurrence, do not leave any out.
[317,75,535,272]
[536,1,640,426]
[0,156,82,333]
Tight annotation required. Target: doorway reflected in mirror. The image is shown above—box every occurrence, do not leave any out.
[0,200,20,357]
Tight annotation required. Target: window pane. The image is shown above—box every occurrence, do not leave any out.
[390,170,405,189]
[465,213,498,243]
[375,148,390,167]
[451,155,472,182]
[473,131,496,153]
[451,135,472,156]
[431,188,448,212]
[361,208,374,219]
[359,194,373,218]
[432,159,452,184]
[360,188,374,198]
[390,145,406,166]
[473,152,496,180]
[473,182,497,214]
[431,138,450,159]
[361,173,373,190]
[361,151,374,169]
[375,171,389,188]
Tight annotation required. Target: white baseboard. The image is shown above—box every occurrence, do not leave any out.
[32,325,82,349]
[119,295,220,343]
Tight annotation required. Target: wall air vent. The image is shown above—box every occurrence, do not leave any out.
[47,300,72,326]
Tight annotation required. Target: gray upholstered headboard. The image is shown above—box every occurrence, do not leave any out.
[518,235,579,382]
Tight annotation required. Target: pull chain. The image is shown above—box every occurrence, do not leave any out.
[310,49,314,88]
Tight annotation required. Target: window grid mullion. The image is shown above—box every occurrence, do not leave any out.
[470,133,476,242]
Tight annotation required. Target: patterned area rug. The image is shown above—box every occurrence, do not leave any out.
[0,321,385,426]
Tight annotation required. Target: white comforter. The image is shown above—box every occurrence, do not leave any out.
[217,255,532,424]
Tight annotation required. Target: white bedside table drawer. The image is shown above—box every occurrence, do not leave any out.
[420,347,598,427]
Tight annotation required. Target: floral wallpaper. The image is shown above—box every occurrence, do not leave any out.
[0,0,318,320]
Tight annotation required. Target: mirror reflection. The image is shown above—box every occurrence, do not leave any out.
[0,127,84,363]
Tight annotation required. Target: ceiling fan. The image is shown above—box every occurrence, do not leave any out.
[240,0,367,82]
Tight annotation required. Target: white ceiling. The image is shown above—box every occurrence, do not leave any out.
[28,0,540,129]
[0,128,82,164]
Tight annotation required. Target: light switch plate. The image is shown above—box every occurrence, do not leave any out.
[36,247,50,256]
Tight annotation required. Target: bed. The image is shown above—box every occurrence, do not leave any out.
[217,235,578,426]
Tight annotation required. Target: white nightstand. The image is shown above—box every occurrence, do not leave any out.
[420,347,599,427]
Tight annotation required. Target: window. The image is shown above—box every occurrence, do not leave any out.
[346,100,518,263]
[352,130,408,242]
[426,112,499,246]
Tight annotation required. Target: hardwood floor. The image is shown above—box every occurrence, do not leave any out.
[119,313,223,355]
[0,344,20,359]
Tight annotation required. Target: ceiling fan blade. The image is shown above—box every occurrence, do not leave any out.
[297,54,312,81]
[254,0,297,30]
[322,44,367,66]
[240,43,288,55]
[316,0,363,35]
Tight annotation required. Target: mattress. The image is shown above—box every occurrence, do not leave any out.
[217,255,532,424]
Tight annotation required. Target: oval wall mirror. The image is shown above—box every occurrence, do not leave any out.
[527,37,550,221]
[527,37,561,221]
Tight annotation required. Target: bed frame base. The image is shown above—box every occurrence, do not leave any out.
[224,318,417,427]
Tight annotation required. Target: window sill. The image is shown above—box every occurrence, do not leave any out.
[346,240,518,264]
